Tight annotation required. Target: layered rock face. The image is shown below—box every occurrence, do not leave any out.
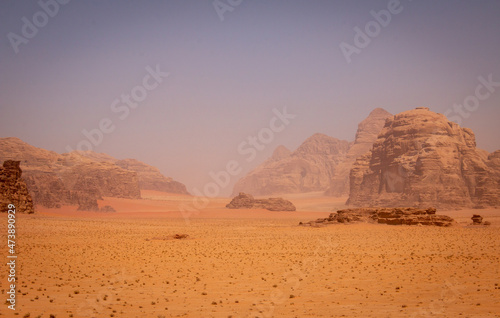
[0,160,34,214]
[0,138,188,210]
[300,207,455,227]
[226,192,296,211]
[325,108,392,196]
[73,151,189,195]
[232,134,350,196]
[115,159,189,194]
[61,160,141,199]
[347,107,500,208]
[23,172,68,208]
[478,150,500,207]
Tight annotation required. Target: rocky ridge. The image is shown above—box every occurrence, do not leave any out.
[0,138,188,210]
[115,158,188,194]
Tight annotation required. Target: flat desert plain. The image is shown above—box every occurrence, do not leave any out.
[1,191,499,318]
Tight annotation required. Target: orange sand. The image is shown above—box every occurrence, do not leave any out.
[0,191,499,317]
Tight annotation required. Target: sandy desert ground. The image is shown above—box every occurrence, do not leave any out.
[1,191,499,318]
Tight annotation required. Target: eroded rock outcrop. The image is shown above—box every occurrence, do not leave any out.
[0,138,189,210]
[115,159,189,194]
[62,161,141,199]
[23,172,68,208]
[300,207,455,227]
[72,151,189,195]
[0,160,34,214]
[347,107,500,208]
[226,192,296,211]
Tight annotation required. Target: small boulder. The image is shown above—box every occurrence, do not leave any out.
[471,214,483,225]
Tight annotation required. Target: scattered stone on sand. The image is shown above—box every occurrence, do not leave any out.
[0,160,35,214]
[148,234,189,241]
[226,192,296,211]
[300,207,455,227]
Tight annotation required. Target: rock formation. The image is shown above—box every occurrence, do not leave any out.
[72,151,189,195]
[347,107,500,208]
[226,192,296,211]
[299,207,455,227]
[62,160,141,199]
[478,150,500,207]
[115,159,189,194]
[0,160,35,214]
[0,137,189,210]
[471,214,483,225]
[23,172,68,208]
[233,108,391,197]
[75,193,99,211]
[325,108,392,196]
[232,134,350,196]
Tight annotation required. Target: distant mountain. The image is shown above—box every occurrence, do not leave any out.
[232,134,350,196]
[115,159,188,194]
[269,145,292,162]
[347,107,500,208]
[325,108,392,196]
[232,108,391,197]
[0,138,189,209]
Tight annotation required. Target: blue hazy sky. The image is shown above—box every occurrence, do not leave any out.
[1,0,499,195]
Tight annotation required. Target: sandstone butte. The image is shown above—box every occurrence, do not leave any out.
[0,160,34,214]
[0,137,189,210]
[347,107,500,208]
[232,108,392,197]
